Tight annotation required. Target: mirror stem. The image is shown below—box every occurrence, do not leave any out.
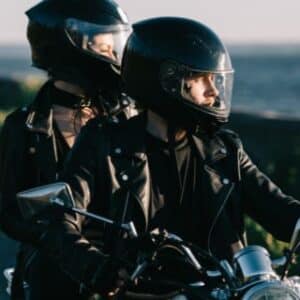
[52,199,138,238]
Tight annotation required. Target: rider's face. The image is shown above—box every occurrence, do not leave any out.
[87,33,117,60]
[182,73,219,107]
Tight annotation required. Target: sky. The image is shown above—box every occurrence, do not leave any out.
[1,0,300,44]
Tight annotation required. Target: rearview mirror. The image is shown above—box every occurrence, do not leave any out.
[17,182,74,220]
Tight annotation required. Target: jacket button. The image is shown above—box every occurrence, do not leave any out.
[223,178,230,185]
[29,147,36,154]
[122,99,129,106]
[121,174,129,181]
[112,117,119,124]
[114,148,122,154]
[220,148,227,154]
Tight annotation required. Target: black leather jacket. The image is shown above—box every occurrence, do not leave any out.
[39,113,300,293]
[0,81,86,300]
[0,81,64,242]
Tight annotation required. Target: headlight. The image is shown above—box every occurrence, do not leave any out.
[242,282,300,300]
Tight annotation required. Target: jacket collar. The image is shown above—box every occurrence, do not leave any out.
[192,132,228,163]
[25,80,54,136]
[26,109,54,136]
[108,115,230,164]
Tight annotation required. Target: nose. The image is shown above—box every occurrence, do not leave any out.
[205,77,219,98]
[203,77,219,106]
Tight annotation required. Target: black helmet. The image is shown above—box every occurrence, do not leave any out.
[122,17,234,130]
[26,0,131,95]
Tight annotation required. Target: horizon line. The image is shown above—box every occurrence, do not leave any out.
[2,41,300,47]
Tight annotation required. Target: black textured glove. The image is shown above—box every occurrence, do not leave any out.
[91,258,130,297]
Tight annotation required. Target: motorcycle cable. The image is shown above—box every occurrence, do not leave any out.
[281,240,300,280]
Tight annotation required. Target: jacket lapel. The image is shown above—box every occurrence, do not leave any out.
[25,92,58,183]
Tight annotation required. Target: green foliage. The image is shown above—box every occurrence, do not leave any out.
[0,77,43,110]
[245,217,287,256]
[244,218,300,275]
[0,77,42,128]
[0,110,11,129]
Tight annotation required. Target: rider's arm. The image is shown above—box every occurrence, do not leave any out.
[38,119,115,293]
[0,110,44,243]
[239,145,300,242]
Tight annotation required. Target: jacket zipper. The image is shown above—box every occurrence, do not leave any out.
[207,182,235,256]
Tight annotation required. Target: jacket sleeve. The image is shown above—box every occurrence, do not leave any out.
[239,142,300,242]
[38,119,110,291]
[0,111,44,243]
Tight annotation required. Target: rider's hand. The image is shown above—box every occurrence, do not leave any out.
[91,258,130,296]
[107,268,129,297]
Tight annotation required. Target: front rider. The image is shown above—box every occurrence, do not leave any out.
[26,17,300,298]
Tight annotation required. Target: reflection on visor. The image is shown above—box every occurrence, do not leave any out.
[65,18,130,65]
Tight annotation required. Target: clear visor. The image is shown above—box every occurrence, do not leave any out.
[160,62,234,121]
[64,18,131,66]
[181,71,234,117]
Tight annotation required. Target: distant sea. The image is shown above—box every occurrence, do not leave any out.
[1,43,300,118]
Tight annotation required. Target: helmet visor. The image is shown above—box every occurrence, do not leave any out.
[160,62,234,122]
[65,18,131,66]
[181,71,234,120]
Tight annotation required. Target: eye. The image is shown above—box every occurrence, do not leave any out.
[215,75,224,85]
[183,82,191,92]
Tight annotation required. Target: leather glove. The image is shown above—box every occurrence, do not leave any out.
[91,257,130,297]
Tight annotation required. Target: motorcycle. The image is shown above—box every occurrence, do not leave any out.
[8,182,300,299]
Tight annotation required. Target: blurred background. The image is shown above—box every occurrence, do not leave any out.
[1,0,300,298]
